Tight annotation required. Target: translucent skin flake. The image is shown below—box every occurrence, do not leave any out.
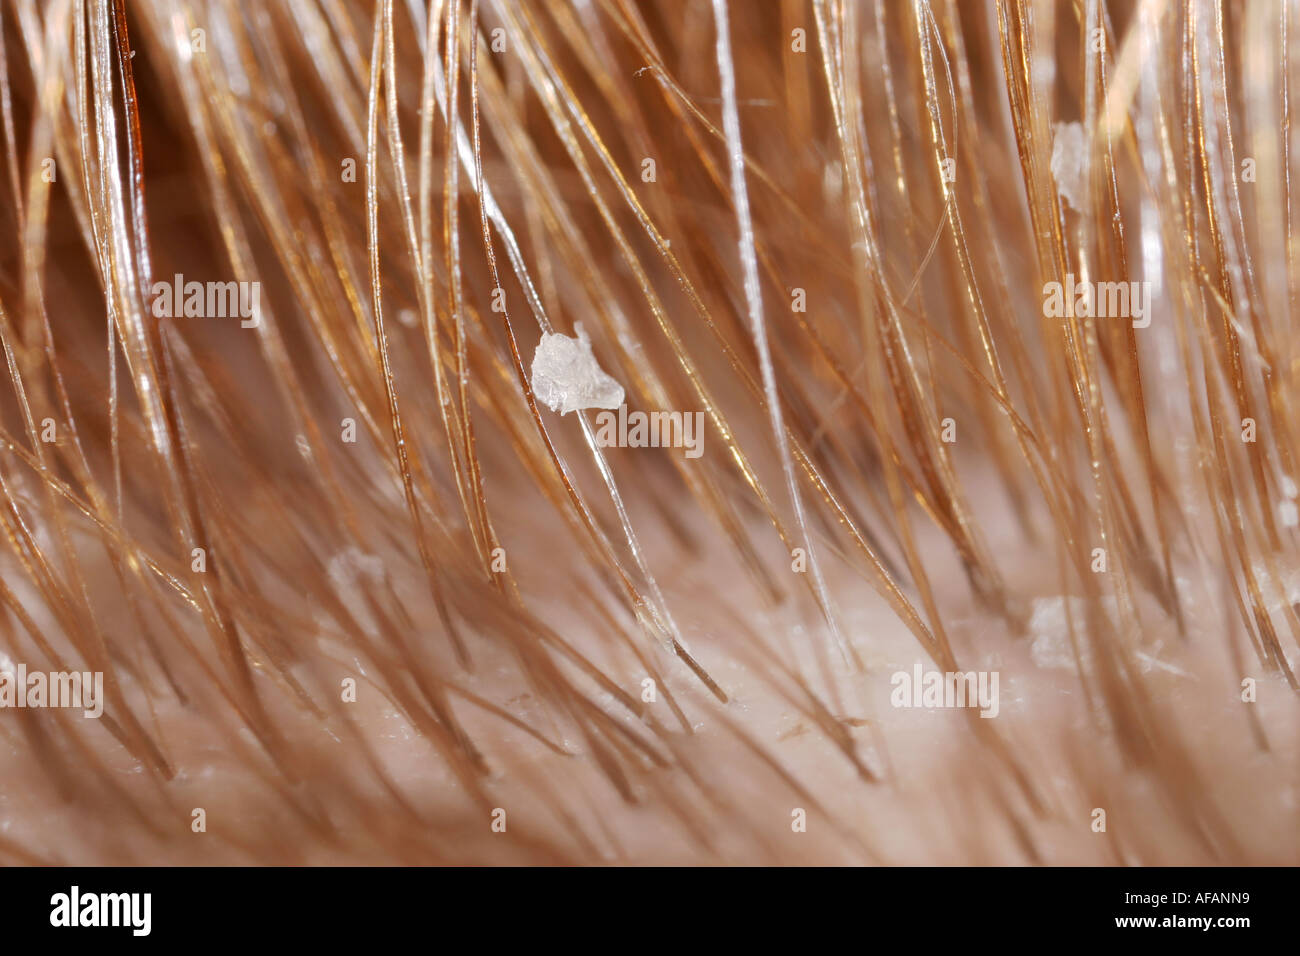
[529,322,625,415]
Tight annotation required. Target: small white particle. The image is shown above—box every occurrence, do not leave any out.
[1280,499,1298,528]
[1052,121,1086,213]
[329,548,384,588]
[530,322,624,415]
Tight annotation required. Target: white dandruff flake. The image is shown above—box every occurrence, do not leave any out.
[1052,121,1086,213]
[529,322,624,415]
[1280,499,1299,528]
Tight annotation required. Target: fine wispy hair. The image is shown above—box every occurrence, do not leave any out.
[0,0,1295,864]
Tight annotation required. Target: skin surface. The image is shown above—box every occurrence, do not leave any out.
[0,445,1295,864]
